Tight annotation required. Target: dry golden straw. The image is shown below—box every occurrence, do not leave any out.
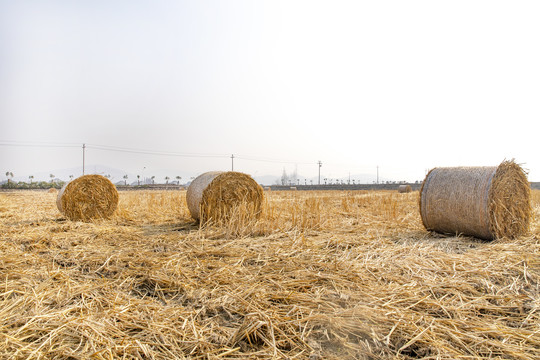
[398,184,412,193]
[57,174,119,221]
[186,171,264,223]
[420,160,531,240]
[0,189,539,359]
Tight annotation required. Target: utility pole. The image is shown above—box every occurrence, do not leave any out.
[231,154,234,171]
[82,143,86,175]
[318,160,322,185]
[376,165,379,184]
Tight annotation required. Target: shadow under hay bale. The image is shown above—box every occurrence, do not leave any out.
[186,171,264,223]
[57,174,119,221]
[419,160,531,240]
[398,185,412,193]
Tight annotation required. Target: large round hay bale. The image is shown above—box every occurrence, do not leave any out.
[398,184,412,193]
[57,175,119,221]
[186,171,264,223]
[419,160,530,240]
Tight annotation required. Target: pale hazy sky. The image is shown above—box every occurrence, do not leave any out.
[2,1,539,183]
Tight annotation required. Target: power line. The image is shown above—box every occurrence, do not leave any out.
[0,140,80,146]
[86,144,316,165]
[85,143,230,158]
[235,155,313,165]
[1,140,320,168]
[0,142,79,149]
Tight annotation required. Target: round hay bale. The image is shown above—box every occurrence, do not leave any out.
[48,188,58,194]
[419,160,531,240]
[186,171,264,223]
[57,175,119,221]
[398,184,412,193]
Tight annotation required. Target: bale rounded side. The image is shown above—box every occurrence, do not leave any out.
[398,185,412,193]
[186,171,264,223]
[419,160,530,240]
[186,171,224,221]
[57,175,119,221]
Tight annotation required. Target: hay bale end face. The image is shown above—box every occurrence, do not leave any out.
[398,184,412,193]
[57,175,119,221]
[419,160,531,240]
[186,171,264,223]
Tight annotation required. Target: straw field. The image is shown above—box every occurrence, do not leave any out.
[0,189,539,359]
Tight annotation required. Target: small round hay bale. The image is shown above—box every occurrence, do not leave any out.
[419,160,530,240]
[57,174,119,221]
[186,171,264,223]
[48,188,58,194]
[398,184,412,193]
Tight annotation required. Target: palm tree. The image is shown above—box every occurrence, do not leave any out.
[28,175,34,184]
[49,174,55,184]
[137,175,140,186]
[176,176,181,185]
[5,171,13,184]
[165,176,170,185]
[69,175,74,182]
[151,176,155,184]
[123,174,128,185]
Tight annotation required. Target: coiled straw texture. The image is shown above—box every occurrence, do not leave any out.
[57,175,119,221]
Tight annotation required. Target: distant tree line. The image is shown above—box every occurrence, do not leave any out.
[2,171,65,189]
[1,180,65,190]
